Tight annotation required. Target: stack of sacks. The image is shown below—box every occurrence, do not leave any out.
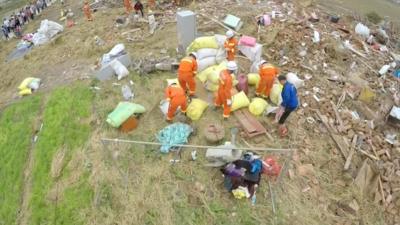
[187,35,228,74]
[199,61,239,92]
[18,77,41,96]
[186,36,219,72]
[238,35,263,62]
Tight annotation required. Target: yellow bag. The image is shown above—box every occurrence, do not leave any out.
[19,88,32,96]
[205,81,219,92]
[186,36,219,53]
[187,98,209,121]
[358,87,375,103]
[232,74,238,86]
[231,91,250,111]
[207,61,228,84]
[247,73,260,86]
[249,98,269,116]
[270,83,283,105]
[18,77,35,90]
[197,66,215,83]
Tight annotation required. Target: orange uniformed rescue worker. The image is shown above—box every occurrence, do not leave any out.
[165,83,187,122]
[256,60,279,97]
[224,30,238,61]
[215,61,238,119]
[148,0,156,9]
[177,52,198,96]
[83,1,93,21]
[124,0,133,14]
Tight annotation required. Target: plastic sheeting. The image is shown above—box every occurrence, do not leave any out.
[32,20,64,46]
[238,43,263,62]
[157,123,193,153]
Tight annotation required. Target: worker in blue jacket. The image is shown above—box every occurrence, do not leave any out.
[277,75,298,137]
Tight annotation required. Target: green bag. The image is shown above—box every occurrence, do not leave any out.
[106,102,146,128]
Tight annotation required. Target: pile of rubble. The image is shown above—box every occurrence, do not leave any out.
[194,0,400,222]
[98,0,399,220]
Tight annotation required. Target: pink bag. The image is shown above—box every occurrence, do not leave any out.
[263,15,271,26]
[239,35,256,47]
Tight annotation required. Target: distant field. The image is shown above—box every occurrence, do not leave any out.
[318,0,400,23]
[0,0,28,18]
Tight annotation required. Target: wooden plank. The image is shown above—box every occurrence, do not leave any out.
[359,149,379,160]
[315,110,349,159]
[331,101,345,132]
[344,135,358,170]
[234,109,266,138]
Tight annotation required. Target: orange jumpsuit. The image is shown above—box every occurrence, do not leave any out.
[178,57,197,96]
[224,37,238,61]
[83,3,93,21]
[165,85,187,121]
[124,0,133,14]
[256,64,279,97]
[215,70,233,118]
[148,0,156,9]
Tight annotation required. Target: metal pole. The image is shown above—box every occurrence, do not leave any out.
[100,138,294,152]
[268,180,277,225]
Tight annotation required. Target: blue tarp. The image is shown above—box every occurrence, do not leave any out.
[157,123,193,153]
[7,42,33,62]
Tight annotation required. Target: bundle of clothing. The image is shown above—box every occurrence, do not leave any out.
[220,152,263,199]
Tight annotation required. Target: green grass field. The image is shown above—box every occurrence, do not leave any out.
[29,84,93,225]
[0,95,41,225]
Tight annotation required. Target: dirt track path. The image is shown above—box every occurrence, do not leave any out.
[16,97,46,225]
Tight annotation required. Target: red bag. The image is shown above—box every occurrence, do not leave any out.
[236,74,248,95]
[262,157,281,178]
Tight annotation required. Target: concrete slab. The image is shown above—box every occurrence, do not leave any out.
[95,54,132,81]
[177,10,196,54]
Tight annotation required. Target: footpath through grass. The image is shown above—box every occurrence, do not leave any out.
[30,84,94,225]
[0,95,41,225]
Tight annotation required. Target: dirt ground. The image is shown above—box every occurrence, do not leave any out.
[0,0,399,224]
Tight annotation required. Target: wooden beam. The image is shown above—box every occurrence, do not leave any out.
[331,101,345,132]
[315,110,349,159]
[359,149,379,160]
[344,135,358,170]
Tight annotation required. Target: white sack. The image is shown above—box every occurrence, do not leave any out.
[28,78,41,90]
[238,43,262,62]
[110,59,129,80]
[287,72,304,89]
[196,48,218,60]
[355,23,370,39]
[215,48,226,64]
[197,56,217,72]
[108,44,125,57]
[215,34,227,48]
